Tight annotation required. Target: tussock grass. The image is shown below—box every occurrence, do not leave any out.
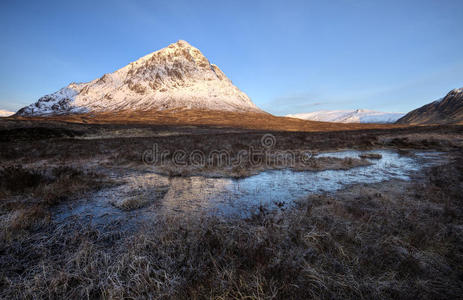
[154,155,372,178]
[0,165,109,204]
[0,165,111,239]
[0,165,45,193]
[359,153,383,159]
[111,195,153,210]
[1,156,462,299]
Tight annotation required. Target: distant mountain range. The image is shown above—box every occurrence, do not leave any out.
[286,109,404,123]
[397,88,463,124]
[0,110,14,117]
[16,40,261,116]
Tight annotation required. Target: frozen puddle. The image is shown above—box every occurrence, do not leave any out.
[53,150,446,223]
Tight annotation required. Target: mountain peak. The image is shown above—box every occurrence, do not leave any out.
[450,87,463,96]
[16,41,261,116]
[170,40,192,48]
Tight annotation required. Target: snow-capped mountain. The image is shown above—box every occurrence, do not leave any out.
[16,40,261,116]
[286,109,404,123]
[397,88,463,124]
[0,109,14,117]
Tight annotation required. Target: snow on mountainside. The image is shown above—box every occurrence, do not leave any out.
[396,88,463,124]
[286,109,404,123]
[16,40,261,116]
[0,109,14,117]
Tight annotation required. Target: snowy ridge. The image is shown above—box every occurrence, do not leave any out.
[397,87,463,124]
[286,109,404,123]
[16,40,261,116]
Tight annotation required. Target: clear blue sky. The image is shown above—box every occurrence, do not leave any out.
[1,0,462,115]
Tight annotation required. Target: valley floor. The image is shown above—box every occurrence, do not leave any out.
[0,119,462,299]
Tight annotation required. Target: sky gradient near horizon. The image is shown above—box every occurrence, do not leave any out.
[1,0,462,115]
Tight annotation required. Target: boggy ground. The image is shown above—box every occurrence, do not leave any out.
[1,118,462,177]
[0,119,463,298]
[1,152,462,299]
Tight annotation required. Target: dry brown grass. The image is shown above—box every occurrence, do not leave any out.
[0,166,110,205]
[0,156,462,299]
[153,155,372,178]
[1,117,462,170]
[0,166,111,240]
[12,109,405,132]
[359,153,383,159]
[1,116,462,298]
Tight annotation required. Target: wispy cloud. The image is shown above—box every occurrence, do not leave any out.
[262,59,463,116]
[263,92,355,115]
